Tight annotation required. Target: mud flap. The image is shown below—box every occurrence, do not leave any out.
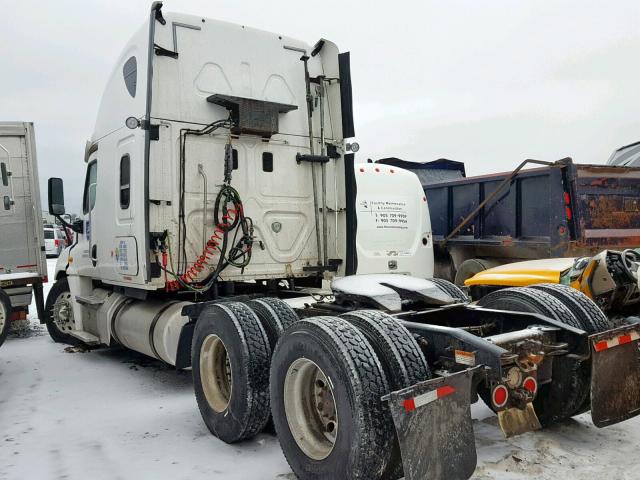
[387,366,481,480]
[590,325,640,427]
[498,403,541,438]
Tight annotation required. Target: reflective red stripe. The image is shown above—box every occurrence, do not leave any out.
[618,334,632,346]
[437,385,456,399]
[404,385,456,412]
[594,340,609,352]
[16,264,37,268]
[594,331,640,352]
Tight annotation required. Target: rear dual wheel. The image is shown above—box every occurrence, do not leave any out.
[192,298,299,443]
[271,316,394,480]
[192,302,272,443]
[272,312,430,480]
[530,284,612,414]
[341,310,431,480]
[530,283,611,333]
[478,287,591,426]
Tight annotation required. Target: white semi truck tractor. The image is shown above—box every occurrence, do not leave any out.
[45,4,640,479]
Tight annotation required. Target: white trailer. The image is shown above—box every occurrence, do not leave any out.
[44,4,640,479]
[0,122,47,347]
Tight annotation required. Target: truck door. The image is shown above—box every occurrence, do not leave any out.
[82,159,98,270]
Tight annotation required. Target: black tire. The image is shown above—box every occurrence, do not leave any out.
[530,283,611,333]
[245,297,299,350]
[477,287,590,426]
[341,310,430,480]
[0,289,11,348]
[531,284,612,415]
[341,310,431,388]
[271,316,393,480]
[432,278,469,303]
[43,277,80,345]
[192,302,271,443]
[245,297,299,434]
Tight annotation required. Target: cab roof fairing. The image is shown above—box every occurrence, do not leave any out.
[91,10,345,146]
[92,21,149,144]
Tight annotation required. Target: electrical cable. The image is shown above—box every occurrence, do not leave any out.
[161,117,254,293]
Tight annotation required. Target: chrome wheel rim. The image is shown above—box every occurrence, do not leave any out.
[284,358,338,460]
[53,291,74,332]
[200,334,233,412]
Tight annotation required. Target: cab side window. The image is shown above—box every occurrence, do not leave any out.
[119,155,130,209]
[83,161,98,214]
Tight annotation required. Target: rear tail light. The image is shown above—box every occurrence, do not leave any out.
[565,207,572,221]
[54,239,59,247]
[492,385,509,408]
[523,376,538,395]
[563,191,573,221]
[43,275,48,283]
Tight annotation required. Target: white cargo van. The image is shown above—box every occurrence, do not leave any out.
[43,226,66,257]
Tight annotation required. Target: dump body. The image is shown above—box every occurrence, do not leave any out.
[422,159,640,273]
[0,122,46,319]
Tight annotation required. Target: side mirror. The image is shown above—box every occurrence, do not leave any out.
[1,162,8,187]
[48,177,66,216]
[3,196,12,211]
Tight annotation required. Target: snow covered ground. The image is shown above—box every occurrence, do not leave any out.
[1,259,639,479]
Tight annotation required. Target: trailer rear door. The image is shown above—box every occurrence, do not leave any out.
[0,123,45,279]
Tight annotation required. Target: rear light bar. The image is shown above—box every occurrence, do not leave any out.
[563,191,573,221]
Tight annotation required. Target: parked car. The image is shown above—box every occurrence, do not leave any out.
[44,227,65,257]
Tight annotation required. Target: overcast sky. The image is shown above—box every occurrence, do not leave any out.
[2,0,639,213]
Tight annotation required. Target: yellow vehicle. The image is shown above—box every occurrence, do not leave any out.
[466,249,640,317]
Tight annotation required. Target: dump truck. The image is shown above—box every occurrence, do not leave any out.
[44,4,640,479]
[380,157,640,285]
[0,122,47,348]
